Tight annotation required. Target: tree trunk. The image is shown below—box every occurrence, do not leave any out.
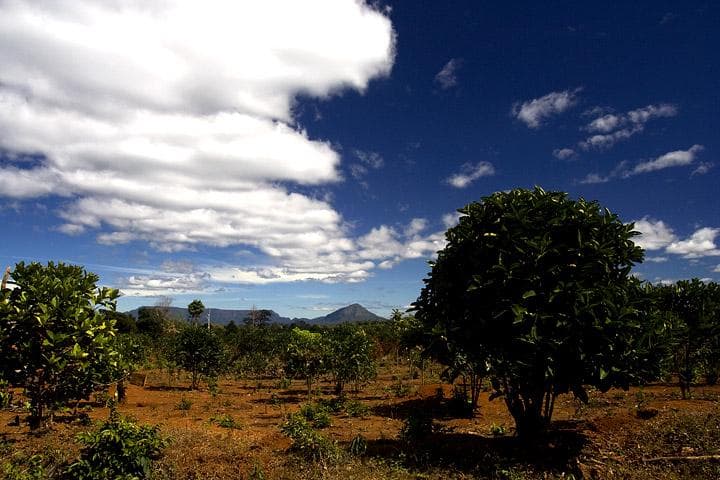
[505,386,552,438]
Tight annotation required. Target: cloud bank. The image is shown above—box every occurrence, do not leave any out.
[0,1,453,289]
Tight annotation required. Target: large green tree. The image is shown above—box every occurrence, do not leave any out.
[0,261,120,428]
[413,188,658,436]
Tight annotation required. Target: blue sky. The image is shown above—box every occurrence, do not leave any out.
[0,1,718,318]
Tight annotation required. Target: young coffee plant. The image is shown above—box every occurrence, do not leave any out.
[299,402,332,428]
[211,414,242,429]
[344,399,370,418]
[280,413,341,463]
[63,414,168,479]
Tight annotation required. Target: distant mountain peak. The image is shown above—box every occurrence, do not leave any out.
[314,303,385,324]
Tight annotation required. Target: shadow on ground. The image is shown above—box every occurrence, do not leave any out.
[359,425,588,477]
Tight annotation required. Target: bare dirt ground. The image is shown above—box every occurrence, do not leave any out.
[3,366,720,479]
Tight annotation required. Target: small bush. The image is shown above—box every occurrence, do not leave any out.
[344,399,369,418]
[276,377,292,389]
[317,396,346,413]
[63,415,168,479]
[387,380,412,398]
[176,397,192,411]
[247,462,266,480]
[399,411,437,443]
[348,434,367,456]
[2,454,47,480]
[299,403,332,428]
[280,413,341,463]
[447,386,474,417]
[0,379,12,409]
[211,414,241,429]
[489,423,506,436]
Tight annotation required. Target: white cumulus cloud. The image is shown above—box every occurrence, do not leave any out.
[628,145,703,176]
[666,227,720,258]
[512,89,580,129]
[580,103,677,150]
[446,162,495,188]
[632,217,678,250]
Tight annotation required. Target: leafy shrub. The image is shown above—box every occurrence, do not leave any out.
[175,397,192,411]
[63,415,168,479]
[317,396,346,413]
[0,379,12,409]
[280,413,341,463]
[399,411,437,443]
[173,324,224,390]
[299,402,332,428]
[344,399,369,418]
[276,377,292,389]
[447,386,474,417]
[247,462,266,480]
[387,380,412,397]
[211,414,241,429]
[489,423,506,436]
[2,454,47,480]
[348,434,368,456]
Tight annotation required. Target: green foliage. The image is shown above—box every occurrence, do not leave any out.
[2,454,47,480]
[0,379,12,409]
[0,261,120,429]
[173,324,224,389]
[399,411,438,443]
[243,307,273,327]
[657,279,720,397]
[64,415,168,480]
[386,379,412,397]
[247,462,267,480]
[413,188,658,436]
[210,414,241,429]
[102,310,137,334]
[226,323,289,378]
[348,434,367,456]
[284,327,328,396]
[344,399,369,417]
[447,385,475,417]
[489,423,506,436]
[175,397,192,411]
[325,324,376,394]
[299,402,332,428]
[276,377,292,389]
[135,307,167,338]
[280,413,341,463]
[187,299,205,324]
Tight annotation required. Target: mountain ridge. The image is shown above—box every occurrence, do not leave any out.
[124,303,385,325]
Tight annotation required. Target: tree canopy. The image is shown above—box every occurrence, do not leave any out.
[0,261,120,428]
[413,187,656,436]
[187,299,205,324]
